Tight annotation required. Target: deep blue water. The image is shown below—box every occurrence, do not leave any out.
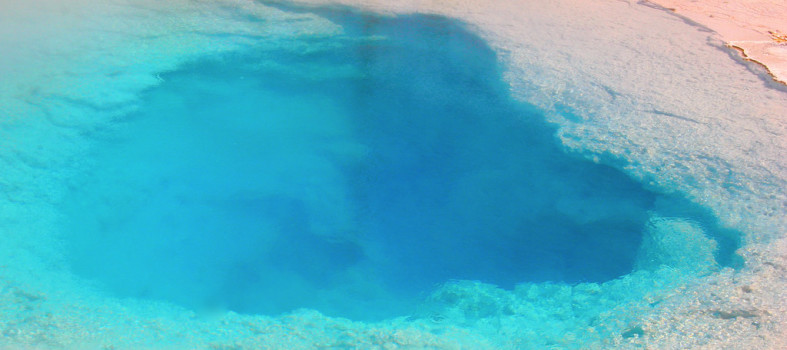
[60,11,738,320]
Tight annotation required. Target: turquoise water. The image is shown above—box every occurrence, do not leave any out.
[59,10,738,321]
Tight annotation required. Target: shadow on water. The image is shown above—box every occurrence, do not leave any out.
[59,5,741,321]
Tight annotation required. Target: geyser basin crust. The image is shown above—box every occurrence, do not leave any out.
[647,0,787,85]
[1,0,786,349]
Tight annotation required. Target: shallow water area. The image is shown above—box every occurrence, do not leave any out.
[56,10,739,322]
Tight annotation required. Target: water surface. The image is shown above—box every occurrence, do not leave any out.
[59,11,738,321]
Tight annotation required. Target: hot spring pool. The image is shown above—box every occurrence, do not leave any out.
[57,12,738,321]
[1,0,785,348]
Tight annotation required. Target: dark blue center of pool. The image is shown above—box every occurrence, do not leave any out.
[61,12,736,320]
